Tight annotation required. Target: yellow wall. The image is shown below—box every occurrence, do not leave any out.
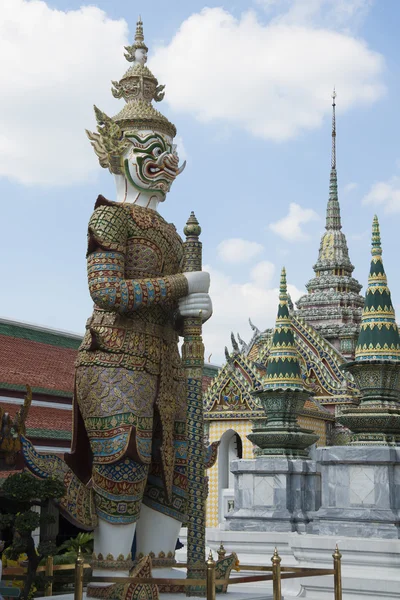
[206,419,253,527]
[298,415,327,446]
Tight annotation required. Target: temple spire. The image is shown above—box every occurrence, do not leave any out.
[355,216,400,362]
[326,88,341,231]
[249,267,318,457]
[295,89,364,357]
[265,268,304,390]
[331,88,336,169]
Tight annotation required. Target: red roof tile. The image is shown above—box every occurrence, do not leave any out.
[2,403,72,432]
[0,335,76,394]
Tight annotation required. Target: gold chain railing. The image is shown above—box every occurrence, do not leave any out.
[1,545,342,600]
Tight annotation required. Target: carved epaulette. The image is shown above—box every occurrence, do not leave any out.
[87,198,128,256]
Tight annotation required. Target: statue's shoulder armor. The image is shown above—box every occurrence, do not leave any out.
[87,195,128,255]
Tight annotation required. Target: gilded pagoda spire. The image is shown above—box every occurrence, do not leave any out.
[355,216,400,362]
[265,267,304,390]
[296,90,364,358]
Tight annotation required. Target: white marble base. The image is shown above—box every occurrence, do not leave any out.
[312,446,400,538]
[226,457,320,533]
[37,591,272,600]
[290,533,400,600]
[198,528,400,600]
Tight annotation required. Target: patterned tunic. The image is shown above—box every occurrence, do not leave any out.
[68,195,189,524]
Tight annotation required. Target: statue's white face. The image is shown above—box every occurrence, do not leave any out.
[122,130,186,201]
[135,48,147,65]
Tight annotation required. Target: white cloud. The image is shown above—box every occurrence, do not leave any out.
[0,0,128,185]
[362,176,400,213]
[344,182,358,193]
[257,0,373,30]
[217,238,264,264]
[151,7,384,142]
[174,135,188,163]
[250,261,275,286]
[202,264,304,364]
[269,202,320,242]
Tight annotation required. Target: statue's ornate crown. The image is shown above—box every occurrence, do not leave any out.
[86,17,176,174]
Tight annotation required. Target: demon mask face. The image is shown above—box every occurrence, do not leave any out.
[123,131,186,200]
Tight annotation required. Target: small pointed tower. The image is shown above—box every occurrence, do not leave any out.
[248,268,318,457]
[296,91,364,358]
[338,216,400,444]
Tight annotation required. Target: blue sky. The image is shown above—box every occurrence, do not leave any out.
[0,0,399,364]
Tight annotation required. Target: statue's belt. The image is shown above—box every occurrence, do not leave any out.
[86,311,179,343]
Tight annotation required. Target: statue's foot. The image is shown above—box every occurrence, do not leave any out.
[87,556,158,600]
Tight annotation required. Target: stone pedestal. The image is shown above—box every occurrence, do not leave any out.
[225,457,320,533]
[311,446,400,538]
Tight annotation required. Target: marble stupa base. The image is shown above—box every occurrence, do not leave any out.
[224,457,320,533]
[311,445,400,538]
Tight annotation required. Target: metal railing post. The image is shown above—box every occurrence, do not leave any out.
[206,551,216,600]
[44,555,53,597]
[333,544,342,600]
[74,547,84,600]
[272,547,282,600]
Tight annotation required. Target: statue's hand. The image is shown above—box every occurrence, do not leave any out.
[178,292,213,321]
[184,271,210,294]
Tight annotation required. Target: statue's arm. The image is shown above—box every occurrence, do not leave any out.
[86,204,188,313]
[88,249,188,313]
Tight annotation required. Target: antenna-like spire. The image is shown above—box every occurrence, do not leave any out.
[124,16,148,62]
[331,88,336,169]
[325,88,342,231]
[134,15,147,50]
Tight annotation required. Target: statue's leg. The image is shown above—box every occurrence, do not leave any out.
[90,457,149,566]
[93,518,137,578]
[136,394,187,578]
[74,365,157,592]
[135,504,182,557]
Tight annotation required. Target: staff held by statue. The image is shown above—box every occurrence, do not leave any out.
[182,213,207,595]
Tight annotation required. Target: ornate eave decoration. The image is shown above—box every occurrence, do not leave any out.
[204,351,264,420]
[252,315,359,404]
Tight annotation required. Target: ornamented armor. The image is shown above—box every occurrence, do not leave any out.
[64,196,189,525]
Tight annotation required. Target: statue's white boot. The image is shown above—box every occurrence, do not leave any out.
[135,504,185,579]
[92,518,137,580]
